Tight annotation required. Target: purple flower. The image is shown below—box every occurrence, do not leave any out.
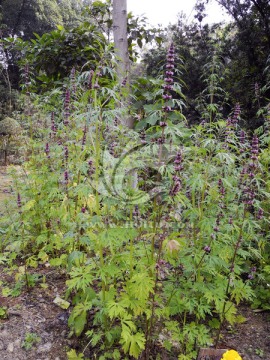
[170,175,181,196]
[163,94,172,100]
[218,179,225,197]
[51,112,57,133]
[121,77,127,87]
[167,56,175,63]
[88,160,95,176]
[17,193,22,208]
[163,84,173,91]
[232,103,240,126]
[204,245,211,253]
[162,43,175,113]
[239,130,247,153]
[169,150,183,197]
[64,88,70,125]
[64,170,69,183]
[162,106,172,112]
[160,121,167,127]
[82,126,87,147]
[174,152,183,172]
[157,137,165,144]
[45,143,50,158]
[257,208,263,220]
[70,67,76,93]
[133,205,139,217]
[64,146,68,161]
[251,135,259,162]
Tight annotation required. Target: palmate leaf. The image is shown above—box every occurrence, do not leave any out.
[66,265,95,292]
[230,280,254,304]
[68,302,92,336]
[67,349,85,360]
[127,272,155,301]
[107,300,127,319]
[120,325,146,359]
[119,294,145,316]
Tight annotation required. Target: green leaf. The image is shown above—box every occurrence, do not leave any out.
[120,329,146,359]
[22,199,36,211]
[107,301,127,319]
[67,349,84,360]
[66,265,94,292]
[68,302,92,336]
[127,273,155,302]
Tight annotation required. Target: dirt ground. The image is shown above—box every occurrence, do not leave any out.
[0,268,72,360]
[0,166,13,214]
[0,166,269,360]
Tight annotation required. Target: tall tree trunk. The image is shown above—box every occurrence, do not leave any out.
[113,0,137,189]
[112,0,133,129]
[12,0,28,36]
[112,0,129,83]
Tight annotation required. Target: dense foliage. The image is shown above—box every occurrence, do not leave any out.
[0,1,270,359]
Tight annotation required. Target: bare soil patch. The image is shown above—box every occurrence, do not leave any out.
[220,306,270,360]
[0,166,13,213]
[0,266,73,360]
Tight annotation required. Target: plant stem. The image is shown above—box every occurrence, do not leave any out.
[214,209,246,347]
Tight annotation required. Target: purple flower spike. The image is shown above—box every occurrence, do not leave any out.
[64,88,70,125]
[45,143,50,158]
[88,160,95,176]
[121,77,127,87]
[51,112,57,133]
[133,205,139,217]
[174,152,183,172]
[70,67,76,93]
[257,208,263,219]
[170,175,182,196]
[232,103,241,126]
[82,126,87,147]
[162,43,175,114]
[64,146,69,161]
[17,193,22,208]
